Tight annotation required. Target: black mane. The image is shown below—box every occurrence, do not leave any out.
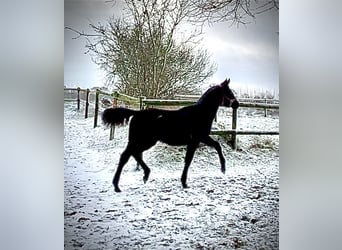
[197,85,222,106]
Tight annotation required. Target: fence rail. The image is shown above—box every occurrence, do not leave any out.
[64,87,279,149]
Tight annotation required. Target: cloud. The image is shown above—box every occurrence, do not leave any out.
[64,1,278,91]
[199,10,278,91]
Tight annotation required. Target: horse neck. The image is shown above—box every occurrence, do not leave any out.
[197,102,220,119]
[196,90,222,119]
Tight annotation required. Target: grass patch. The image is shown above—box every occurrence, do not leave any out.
[248,136,278,150]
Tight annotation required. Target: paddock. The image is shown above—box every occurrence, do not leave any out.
[64,97,279,249]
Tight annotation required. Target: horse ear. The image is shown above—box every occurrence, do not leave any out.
[221,79,227,87]
[222,78,230,87]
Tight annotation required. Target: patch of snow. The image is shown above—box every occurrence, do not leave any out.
[64,103,279,249]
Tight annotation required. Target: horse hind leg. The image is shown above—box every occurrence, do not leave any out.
[133,153,151,184]
[113,146,132,192]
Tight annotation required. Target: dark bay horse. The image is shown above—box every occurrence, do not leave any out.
[102,78,239,192]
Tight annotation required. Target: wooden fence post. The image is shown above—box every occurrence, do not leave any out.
[77,87,80,110]
[85,88,90,118]
[264,98,267,117]
[112,91,118,107]
[231,108,238,150]
[139,96,145,110]
[109,91,119,140]
[93,89,99,128]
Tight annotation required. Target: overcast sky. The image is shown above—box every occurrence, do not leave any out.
[65,0,278,93]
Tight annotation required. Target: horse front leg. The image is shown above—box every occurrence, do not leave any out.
[181,142,199,188]
[201,136,226,174]
[135,152,142,171]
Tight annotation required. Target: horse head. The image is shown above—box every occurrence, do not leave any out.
[220,78,239,109]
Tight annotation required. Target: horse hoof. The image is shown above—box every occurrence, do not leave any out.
[182,184,189,189]
[143,175,149,183]
[221,168,226,174]
[114,187,121,193]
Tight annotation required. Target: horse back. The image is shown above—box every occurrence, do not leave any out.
[128,106,212,146]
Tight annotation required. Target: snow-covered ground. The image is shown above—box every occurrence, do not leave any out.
[64,102,279,249]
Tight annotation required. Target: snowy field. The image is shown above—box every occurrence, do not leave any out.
[64,102,279,249]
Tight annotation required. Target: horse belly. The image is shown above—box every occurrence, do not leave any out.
[159,134,190,146]
[129,111,194,146]
[157,124,192,146]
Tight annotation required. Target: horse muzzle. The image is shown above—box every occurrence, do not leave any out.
[230,99,239,109]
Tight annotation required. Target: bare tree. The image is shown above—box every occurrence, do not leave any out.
[187,0,279,25]
[108,0,279,25]
[67,0,216,98]
[67,0,278,97]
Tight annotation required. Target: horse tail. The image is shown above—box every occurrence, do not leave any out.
[102,107,137,126]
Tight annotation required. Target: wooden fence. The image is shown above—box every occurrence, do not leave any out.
[64,87,279,149]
